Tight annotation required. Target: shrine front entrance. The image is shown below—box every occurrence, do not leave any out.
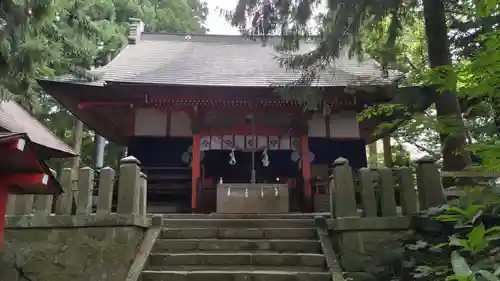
[203,150,299,185]
[191,134,311,214]
[200,150,304,214]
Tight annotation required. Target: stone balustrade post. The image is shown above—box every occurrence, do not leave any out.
[14,195,33,215]
[55,168,73,215]
[416,156,446,209]
[96,167,116,215]
[331,158,359,218]
[139,172,148,216]
[5,195,16,215]
[76,167,95,215]
[117,156,141,215]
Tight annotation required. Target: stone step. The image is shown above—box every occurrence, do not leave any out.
[141,270,331,281]
[157,213,330,220]
[153,239,321,253]
[160,228,317,240]
[146,265,325,272]
[161,219,314,228]
[148,252,326,268]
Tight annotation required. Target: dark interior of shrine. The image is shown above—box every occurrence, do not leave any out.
[128,136,368,213]
[203,150,299,184]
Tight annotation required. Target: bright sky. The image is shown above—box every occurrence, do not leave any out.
[205,0,239,35]
[203,0,426,160]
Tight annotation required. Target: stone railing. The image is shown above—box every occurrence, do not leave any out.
[4,156,150,228]
[328,157,445,219]
[326,157,446,281]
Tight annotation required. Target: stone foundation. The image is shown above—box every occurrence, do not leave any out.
[329,217,412,281]
[0,214,149,281]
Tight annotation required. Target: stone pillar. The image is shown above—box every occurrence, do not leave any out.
[76,167,95,215]
[416,156,446,209]
[139,172,148,216]
[33,195,53,218]
[117,156,141,215]
[5,195,16,215]
[55,168,73,214]
[332,158,359,218]
[397,167,418,215]
[377,168,397,217]
[96,167,116,215]
[14,195,33,215]
[358,168,377,217]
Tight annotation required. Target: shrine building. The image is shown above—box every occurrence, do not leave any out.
[38,20,433,214]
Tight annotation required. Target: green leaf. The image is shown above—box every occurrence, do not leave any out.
[494,267,500,276]
[485,226,500,235]
[449,236,469,248]
[468,224,487,251]
[477,270,500,281]
[451,251,472,278]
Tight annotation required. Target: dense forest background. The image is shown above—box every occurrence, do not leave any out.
[0,0,209,171]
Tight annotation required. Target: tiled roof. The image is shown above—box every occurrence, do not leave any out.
[82,33,395,87]
[0,101,77,158]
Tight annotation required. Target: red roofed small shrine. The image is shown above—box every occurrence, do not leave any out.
[0,101,76,246]
[0,133,65,245]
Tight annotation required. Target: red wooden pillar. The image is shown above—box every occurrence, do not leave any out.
[300,135,312,212]
[0,184,8,247]
[191,134,201,211]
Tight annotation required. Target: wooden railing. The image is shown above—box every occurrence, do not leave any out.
[5,156,148,218]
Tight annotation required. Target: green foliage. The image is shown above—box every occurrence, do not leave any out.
[403,184,500,281]
[1,0,207,169]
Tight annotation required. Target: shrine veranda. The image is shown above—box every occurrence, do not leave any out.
[38,23,434,214]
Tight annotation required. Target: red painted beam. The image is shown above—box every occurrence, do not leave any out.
[0,173,49,186]
[78,101,133,109]
[191,135,201,211]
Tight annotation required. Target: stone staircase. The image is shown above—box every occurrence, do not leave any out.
[141,214,332,281]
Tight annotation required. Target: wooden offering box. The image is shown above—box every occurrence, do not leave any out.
[216,183,289,214]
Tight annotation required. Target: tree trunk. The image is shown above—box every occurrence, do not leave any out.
[69,117,83,213]
[368,142,378,167]
[70,118,84,171]
[422,0,471,172]
[382,136,393,168]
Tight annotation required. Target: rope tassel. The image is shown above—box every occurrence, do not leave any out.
[262,148,270,167]
[229,149,236,165]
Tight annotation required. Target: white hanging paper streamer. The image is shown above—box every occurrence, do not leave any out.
[274,186,279,197]
[229,149,236,165]
[260,187,264,198]
[262,148,270,167]
[219,177,223,184]
[244,188,249,198]
[227,185,232,197]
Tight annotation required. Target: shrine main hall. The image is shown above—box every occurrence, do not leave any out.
[39,20,432,214]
